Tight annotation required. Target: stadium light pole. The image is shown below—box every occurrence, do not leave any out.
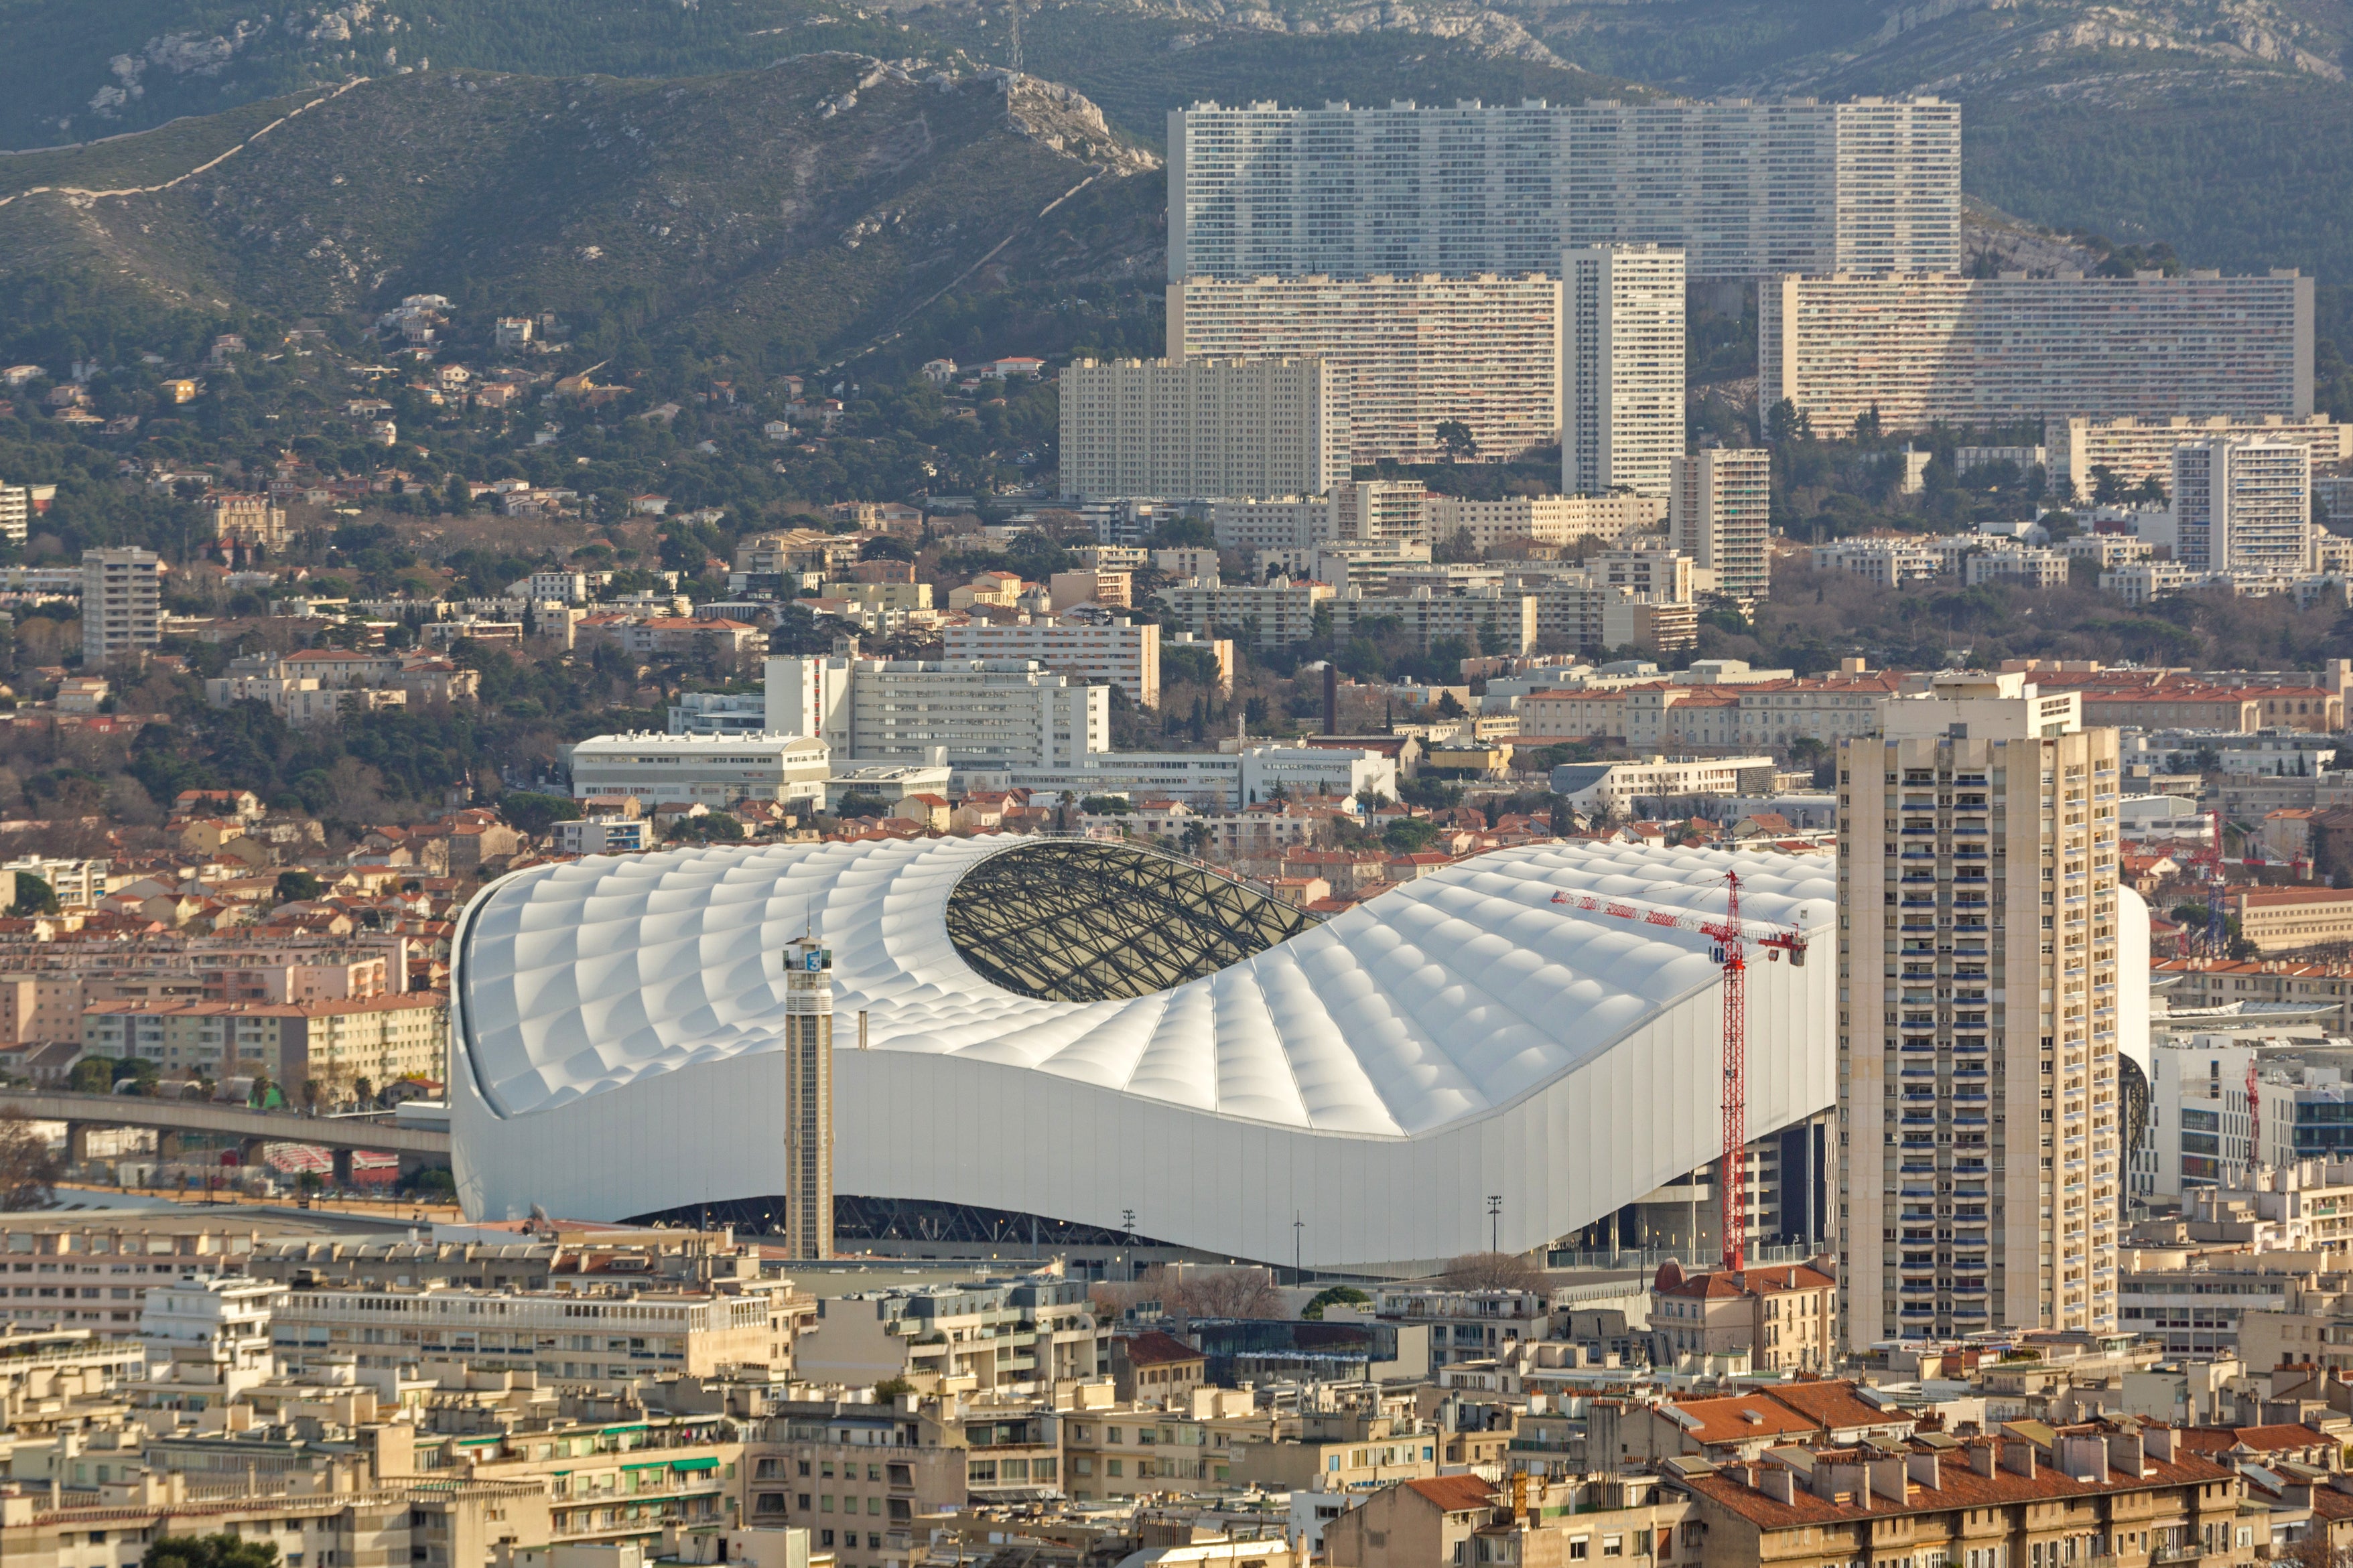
[1487,1194,1502,1254]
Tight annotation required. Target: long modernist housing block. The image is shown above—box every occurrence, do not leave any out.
[1168,97,1959,281]
[1760,271,2315,432]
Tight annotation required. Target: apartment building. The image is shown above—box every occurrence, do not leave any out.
[0,1477,552,1568]
[271,1282,792,1386]
[1546,754,1777,812]
[2229,886,2353,952]
[1810,537,1942,587]
[1058,358,1350,499]
[0,1217,263,1332]
[1760,271,2315,431]
[80,548,162,667]
[1155,577,1335,648]
[1168,273,1562,464]
[1425,492,1662,552]
[747,1395,971,1568]
[1207,482,1432,563]
[566,731,833,806]
[2047,413,2353,498]
[2173,437,2313,572]
[1062,1386,1272,1501]
[80,991,449,1091]
[1672,448,1773,604]
[1837,672,2123,1347]
[1166,98,1960,281]
[1326,586,1540,654]
[1564,244,1684,500]
[1650,1260,1837,1372]
[760,657,1110,768]
[792,1277,1106,1397]
[941,620,1163,709]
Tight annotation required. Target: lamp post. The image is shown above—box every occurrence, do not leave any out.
[1487,1194,1502,1254]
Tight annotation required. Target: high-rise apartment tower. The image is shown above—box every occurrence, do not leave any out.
[1563,245,1684,501]
[81,547,163,668]
[1838,672,2121,1348]
[2171,437,2313,573]
[1672,447,1773,605]
[782,934,835,1261]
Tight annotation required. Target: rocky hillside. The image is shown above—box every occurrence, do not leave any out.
[0,56,1166,370]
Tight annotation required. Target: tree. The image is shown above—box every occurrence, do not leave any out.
[1851,405,1883,445]
[273,871,324,905]
[1433,691,1467,720]
[498,791,584,837]
[68,1056,115,1094]
[1435,419,1479,461]
[0,1109,61,1209]
[1763,399,1812,447]
[1436,1251,1546,1292]
[248,1072,275,1109]
[1300,1285,1371,1321]
[1384,818,1439,854]
[6,875,59,917]
[143,1533,283,1568]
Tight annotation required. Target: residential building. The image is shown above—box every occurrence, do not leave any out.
[566,731,832,807]
[761,657,1110,768]
[2047,413,2353,499]
[138,1275,282,1385]
[1166,97,1960,281]
[1058,358,1350,499]
[2173,437,2313,572]
[1961,543,2070,588]
[1672,448,1772,603]
[208,494,287,553]
[1372,1287,1550,1369]
[2228,886,2353,952]
[1666,1426,2247,1568]
[554,816,649,855]
[1836,671,2123,1346]
[0,484,28,544]
[669,690,770,735]
[971,744,1395,810]
[1227,1411,1444,1492]
[1759,271,2315,432]
[0,1477,553,1568]
[80,991,449,1093]
[1810,537,1942,587]
[941,620,1164,709]
[1546,755,1778,814]
[1045,569,1128,611]
[271,1281,793,1387]
[1327,1474,1690,1568]
[1168,273,1562,464]
[81,547,162,666]
[746,1395,973,1567]
[1424,492,1663,553]
[1327,586,1540,655]
[791,1275,1105,1395]
[1649,1259,1836,1371]
[1154,577,1335,648]
[1563,244,1684,500]
[0,1217,269,1332]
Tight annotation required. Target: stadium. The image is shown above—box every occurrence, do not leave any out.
[450,835,1846,1271]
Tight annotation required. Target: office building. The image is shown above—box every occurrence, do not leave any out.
[1672,447,1773,604]
[2046,413,2353,500]
[1563,244,1684,500]
[2171,437,2313,572]
[1760,271,2315,432]
[1168,274,1562,464]
[81,547,163,666]
[1426,492,1663,553]
[1059,358,1350,499]
[782,934,833,1261]
[941,620,1164,709]
[1837,672,2126,1346]
[1166,97,1960,281]
[566,731,833,806]
[762,656,1110,768]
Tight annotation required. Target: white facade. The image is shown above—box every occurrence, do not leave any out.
[2171,437,2312,573]
[1760,272,2315,432]
[1564,245,1684,500]
[82,547,162,666]
[762,656,1112,768]
[1672,449,1773,604]
[1838,674,2129,1347]
[1166,98,1960,281]
[1426,493,1663,553]
[669,691,770,735]
[976,743,1396,807]
[1168,275,1562,464]
[566,732,832,806]
[1059,358,1350,500]
[450,839,1840,1269]
[2046,415,2352,501]
[941,620,1162,709]
[139,1276,283,1378]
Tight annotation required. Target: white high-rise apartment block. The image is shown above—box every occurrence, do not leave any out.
[762,655,1109,768]
[941,620,1163,710]
[2171,438,2313,573]
[1761,271,2315,433]
[1672,448,1773,605]
[1563,244,1684,500]
[0,484,30,545]
[1168,274,1562,464]
[81,547,163,666]
[2045,414,2353,502]
[1426,492,1664,552]
[1838,672,2122,1348]
[1058,358,1351,500]
[1167,97,1959,281]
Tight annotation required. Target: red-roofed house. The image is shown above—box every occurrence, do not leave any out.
[1650,1259,1838,1373]
[1110,1330,1207,1403]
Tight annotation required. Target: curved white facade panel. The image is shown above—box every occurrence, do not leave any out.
[451,837,1838,1267]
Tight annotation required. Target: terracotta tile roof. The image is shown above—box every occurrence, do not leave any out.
[1677,1444,2234,1528]
[1668,1393,1824,1446]
[1120,1330,1205,1367]
[1402,1476,1497,1513]
[2177,1423,2334,1454]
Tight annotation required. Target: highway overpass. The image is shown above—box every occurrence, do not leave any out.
[0,1090,450,1180]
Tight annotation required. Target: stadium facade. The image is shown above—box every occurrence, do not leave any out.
[451,836,1853,1269]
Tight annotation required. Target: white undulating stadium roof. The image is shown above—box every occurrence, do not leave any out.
[451,836,1838,1267]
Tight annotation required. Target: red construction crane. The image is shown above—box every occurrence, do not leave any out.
[1550,870,1809,1272]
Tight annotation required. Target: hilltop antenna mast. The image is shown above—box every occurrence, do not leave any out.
[1008,1,1022,74]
